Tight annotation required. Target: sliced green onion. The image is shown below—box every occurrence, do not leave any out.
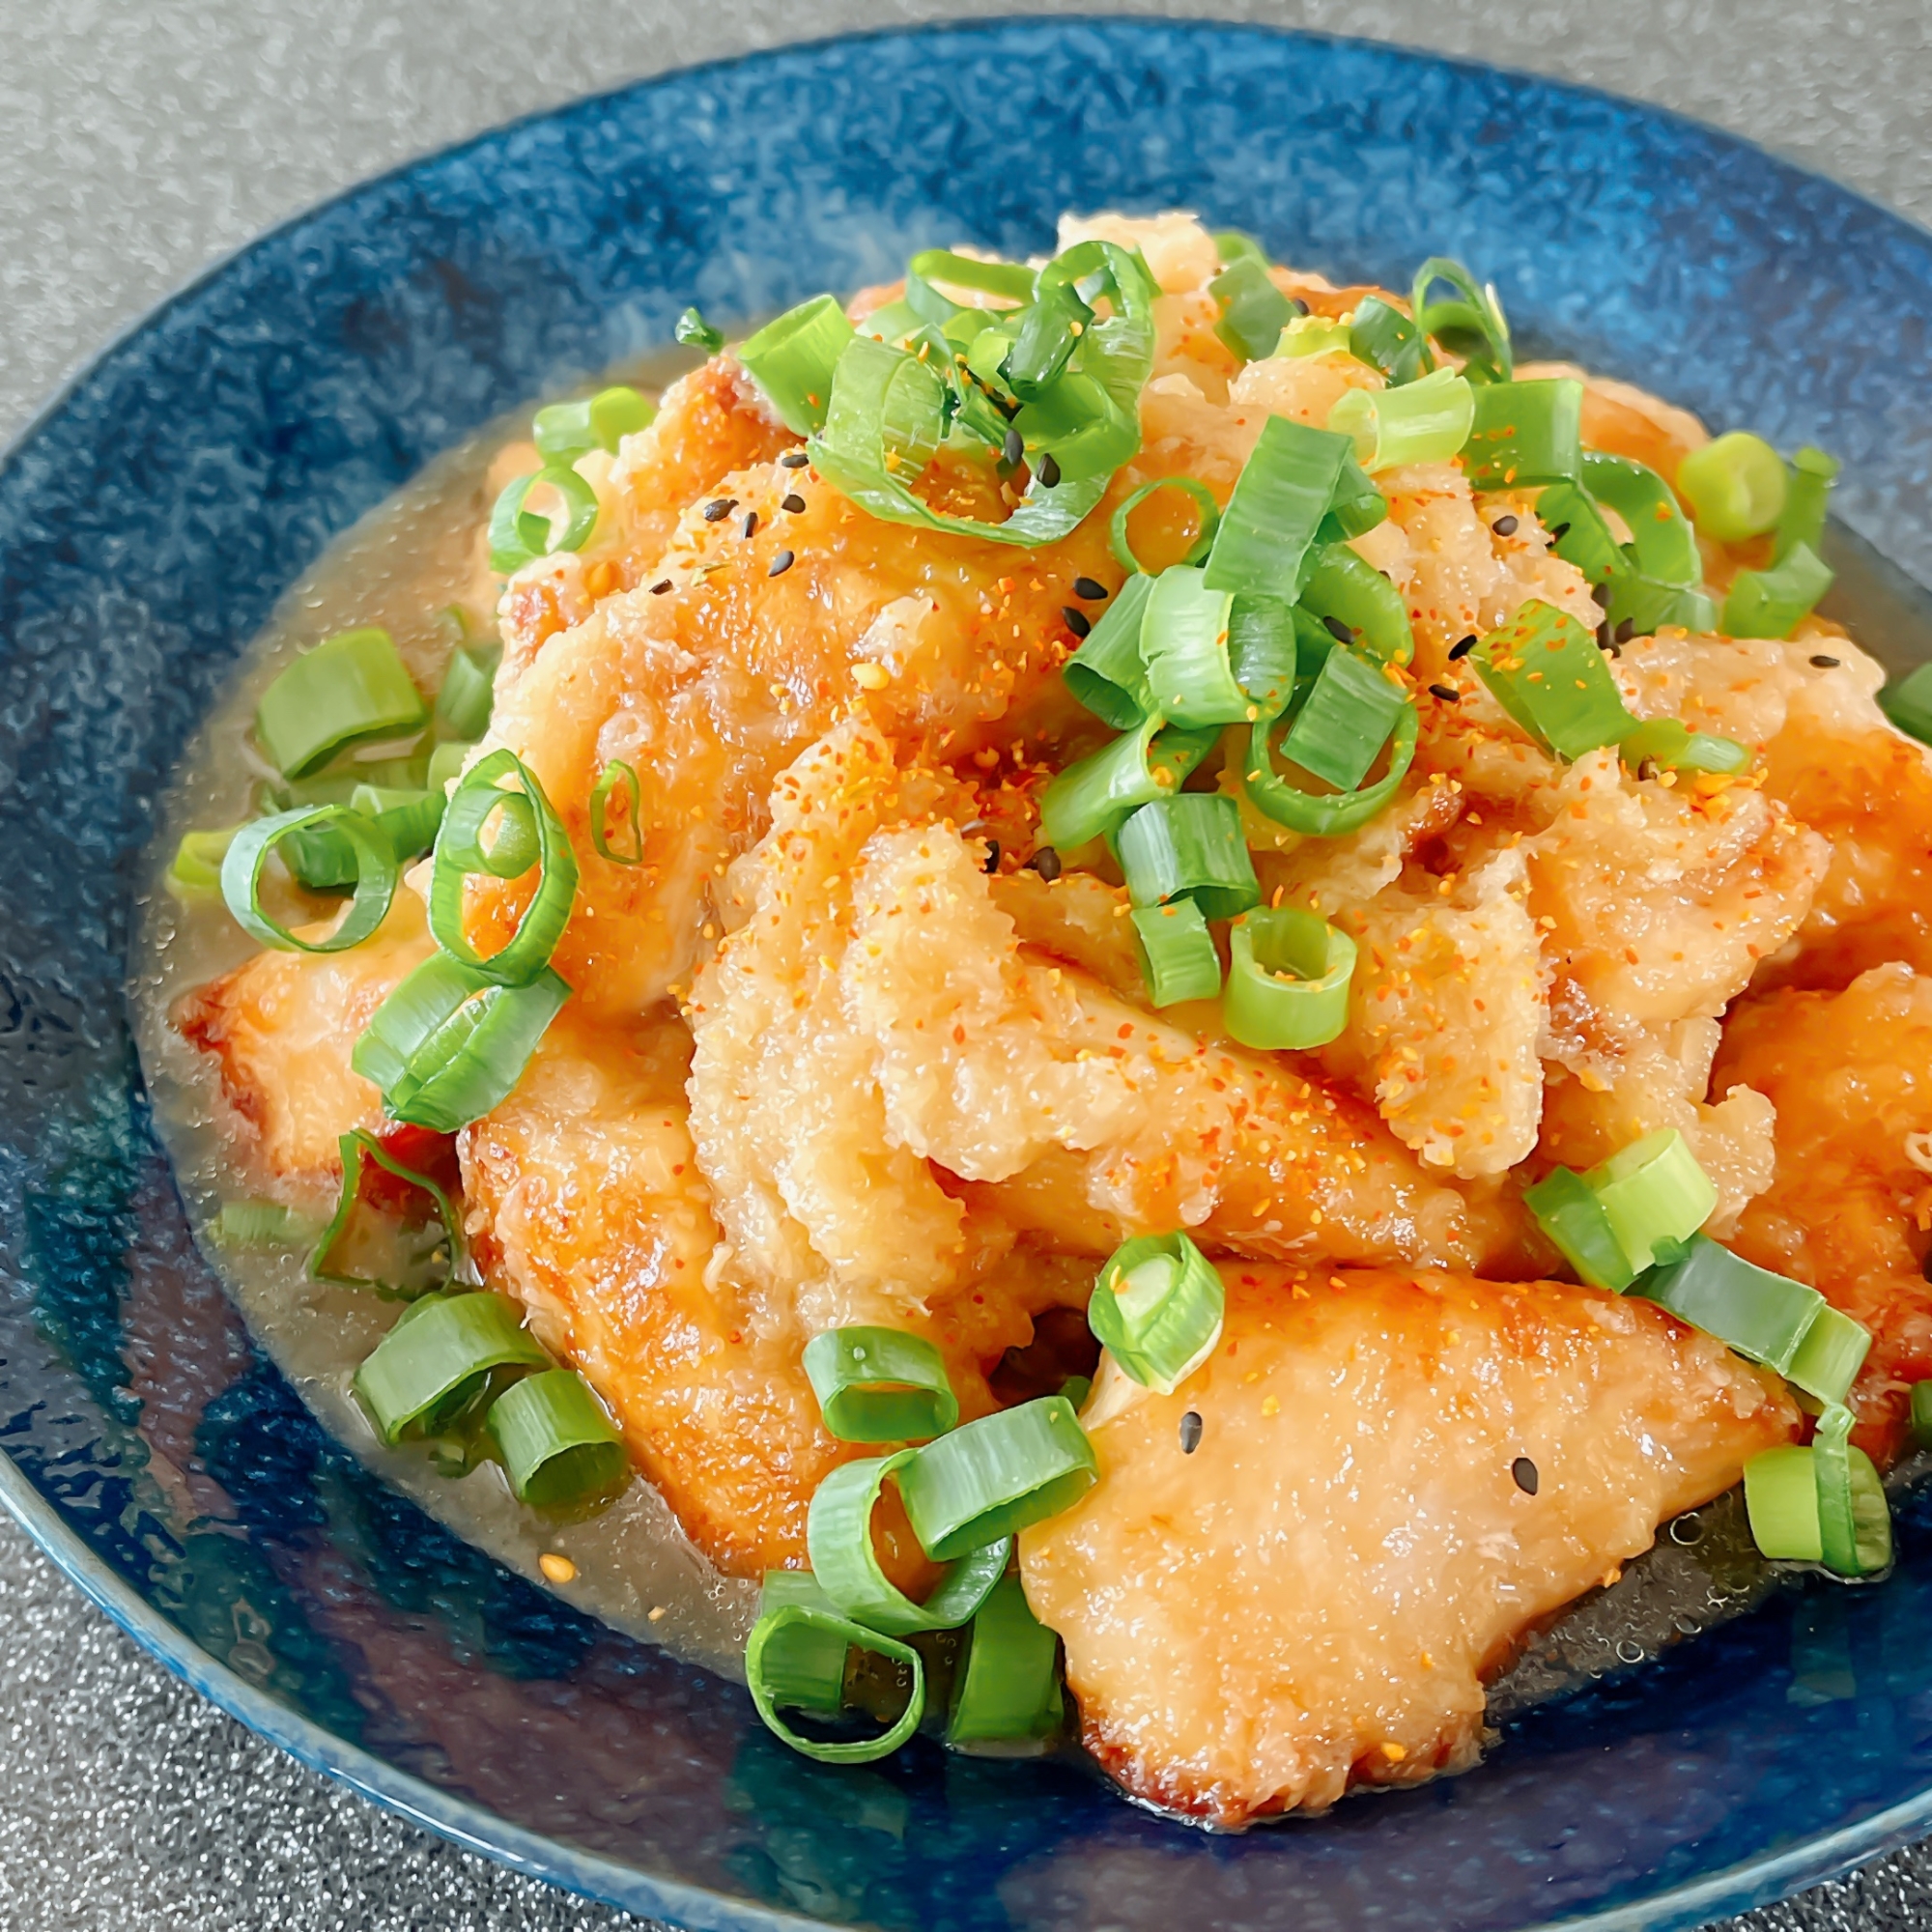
[1461,379,1583,490]
[353,782,445,860]
[1296,544,1414,667]
[1140,567,1246,726]
[1087,1231,1225,1393]
[1677,432,1787,542]
[1327,366,1474,472]
[1005,278,1093,397]
[1227,595,1298,714]
[255,627,427,779]
[738,294,857,437]
[427,739,471,792]
[1115,794,1261,921]
[1348,297,1426,385]
[1880,664,1932,744]
[1223,906,1357,1052]
[1243,692,1419,836]
[353,952,571,1132]
[1579,453,1700,587]
[1324,445,1389,540]
[947,1573,1063,1746]
[533,384,657,462]
[1588,1129,1718,1275]
[675,307,724,354]
[312,1127,464,1293]
[897,1396,1096,1562]
[588,759,644,866]
[1538,480,1626,583]
[1775,446,1839,562]
[1036,713,1218,851]
[488,466,601,576]
[1280,315,1352,359]
[213,1200,314,1247]
[1524,1165,1636,1292]
[1619,718,1749,777]
[1744,1444,1823,1562]
[220,805,398,953]
[1212,230,1265,267]
[1063,573,1155,727]
[1635,1236,1826,1377]
[1913,1380,1932,1446]
[487,1367,628,1506]
[434,642,500,743]
[904,247,1036,325]
[1109,478,1220,576]
[166,825,242,898]
[1209,254,1293,363]
[354,1291,549,1445]
[1281,647,1408,792]
[1605,572,1719,639]
[1721,542,1833,640]
[1785,1305,1872,1410]
[1203,415,1350,601]
[746,1603,924,1764]
[1409,257,1512,385]
[1812,1404,1891,1577]
[807,1452,1011,1634]
[429,748,578,985]
[1130,899,1223,1007]
[803,1326,960,1443]
[1472,600,1635,759]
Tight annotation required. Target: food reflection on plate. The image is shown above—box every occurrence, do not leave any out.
[138,210,1932,1830]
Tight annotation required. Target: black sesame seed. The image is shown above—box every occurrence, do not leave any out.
[1429,683,1461,703]
[768,549,795,578]
[1614,616,1635,643]
[1448,634,1479,661]
[1591,581,1612,608]
[1028,845,1063,882]
[1179,1410,1204,1455]
[1072,575,1109,601]
[1063,606,1093,639]
[982,839,1001,875]
[781,449,810,469]
[650,579,672,595]
[1596,621,1614,651]
[1037,453,1062,489]
[703,497,736,522]
[742,510,758,539]
[1492,514,1520,537]
[1512,1456,1540,1495]
[1321,613,1354,644]
[1810,653,1842,668]
[1548,522,1572,542]
[1287,296,1310,316]
[1002,426,1025,467]
[781,493,807,514]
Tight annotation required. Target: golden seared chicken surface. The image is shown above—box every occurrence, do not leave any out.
[172,212,1932,1819]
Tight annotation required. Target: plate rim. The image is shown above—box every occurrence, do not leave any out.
[4,14,1931,1926]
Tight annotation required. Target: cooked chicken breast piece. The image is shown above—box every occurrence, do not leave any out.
[1019,1263,1797,1826]
[1715,962,1932,1462]
[173,895,435,1193]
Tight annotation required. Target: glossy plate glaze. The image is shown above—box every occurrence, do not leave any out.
[3,19,1932,1931]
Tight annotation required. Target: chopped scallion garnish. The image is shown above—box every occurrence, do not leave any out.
[1461,379,1583,490]
[1115,793,1262,921]
[1618,718,1749,777]
[1203,416,1351,602]
[488,465,602,576]
[1087,1231,1225,1394]
[1720,542,1833,640]
[746,1601,925,1764]
[1129,900,1223,1007]
[487,1367,629,1507]
[675,307,724,354]
[1470,600,1634,759]
[220,805,400,954]
[1296,545,1414,665]
[1223,906,1357,1051]
[533,384,656,462]
[1063,572,1155,727]
[1036,713,1218,851]
[738,294,857,437]
[946,1573,1064,1747]
[1774,446,1840,563]
[1812,1403,1891,1577]
[1408,257,1512,384]
[1243,688,1419,836]
[353,1291,549,1446]
[1140,567,1247,726]
[434,641,500,744]
[312,1127,465,1296]
[1880,663,1932,745]
[589,759,645,866]
[803,1326,960,1443]
[1280,646,1408,792]
[1327,365,1474,472]
[1208,254,1294,363]
[1348,296,1426,385]
[1676,431,1787,543]
[896,1396,1097,1562]
[1108,477,1220,576]
[255,627,426,779]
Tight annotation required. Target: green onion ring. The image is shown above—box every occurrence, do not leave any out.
[897,1396,1097,1563]
[1743,1445,1823,1562]
[486,1367,629,1507]
[311,1127,466,1293]
[220,805,399,954]
[429,748,579,986]
[1223,907,1358,1053]
[353,1291,549,1446]
[1109,478,1222,575]
[746,1604,925,1764]
[946,1573,1065,1746]
[803,1326,960,1443]
[808,1451,1011,1634]
[1812,1404,1891,1577]
[1243,694,1419,837]
[1087,1232,1226,1394]
[487,465,602,576]
[588,758,645,867]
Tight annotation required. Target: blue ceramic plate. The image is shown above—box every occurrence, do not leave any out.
[6,19,1932,1930]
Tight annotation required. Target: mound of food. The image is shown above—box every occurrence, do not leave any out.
[171,212,1932,1823]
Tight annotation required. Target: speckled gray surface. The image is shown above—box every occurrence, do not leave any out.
[4,4,1932,1928]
